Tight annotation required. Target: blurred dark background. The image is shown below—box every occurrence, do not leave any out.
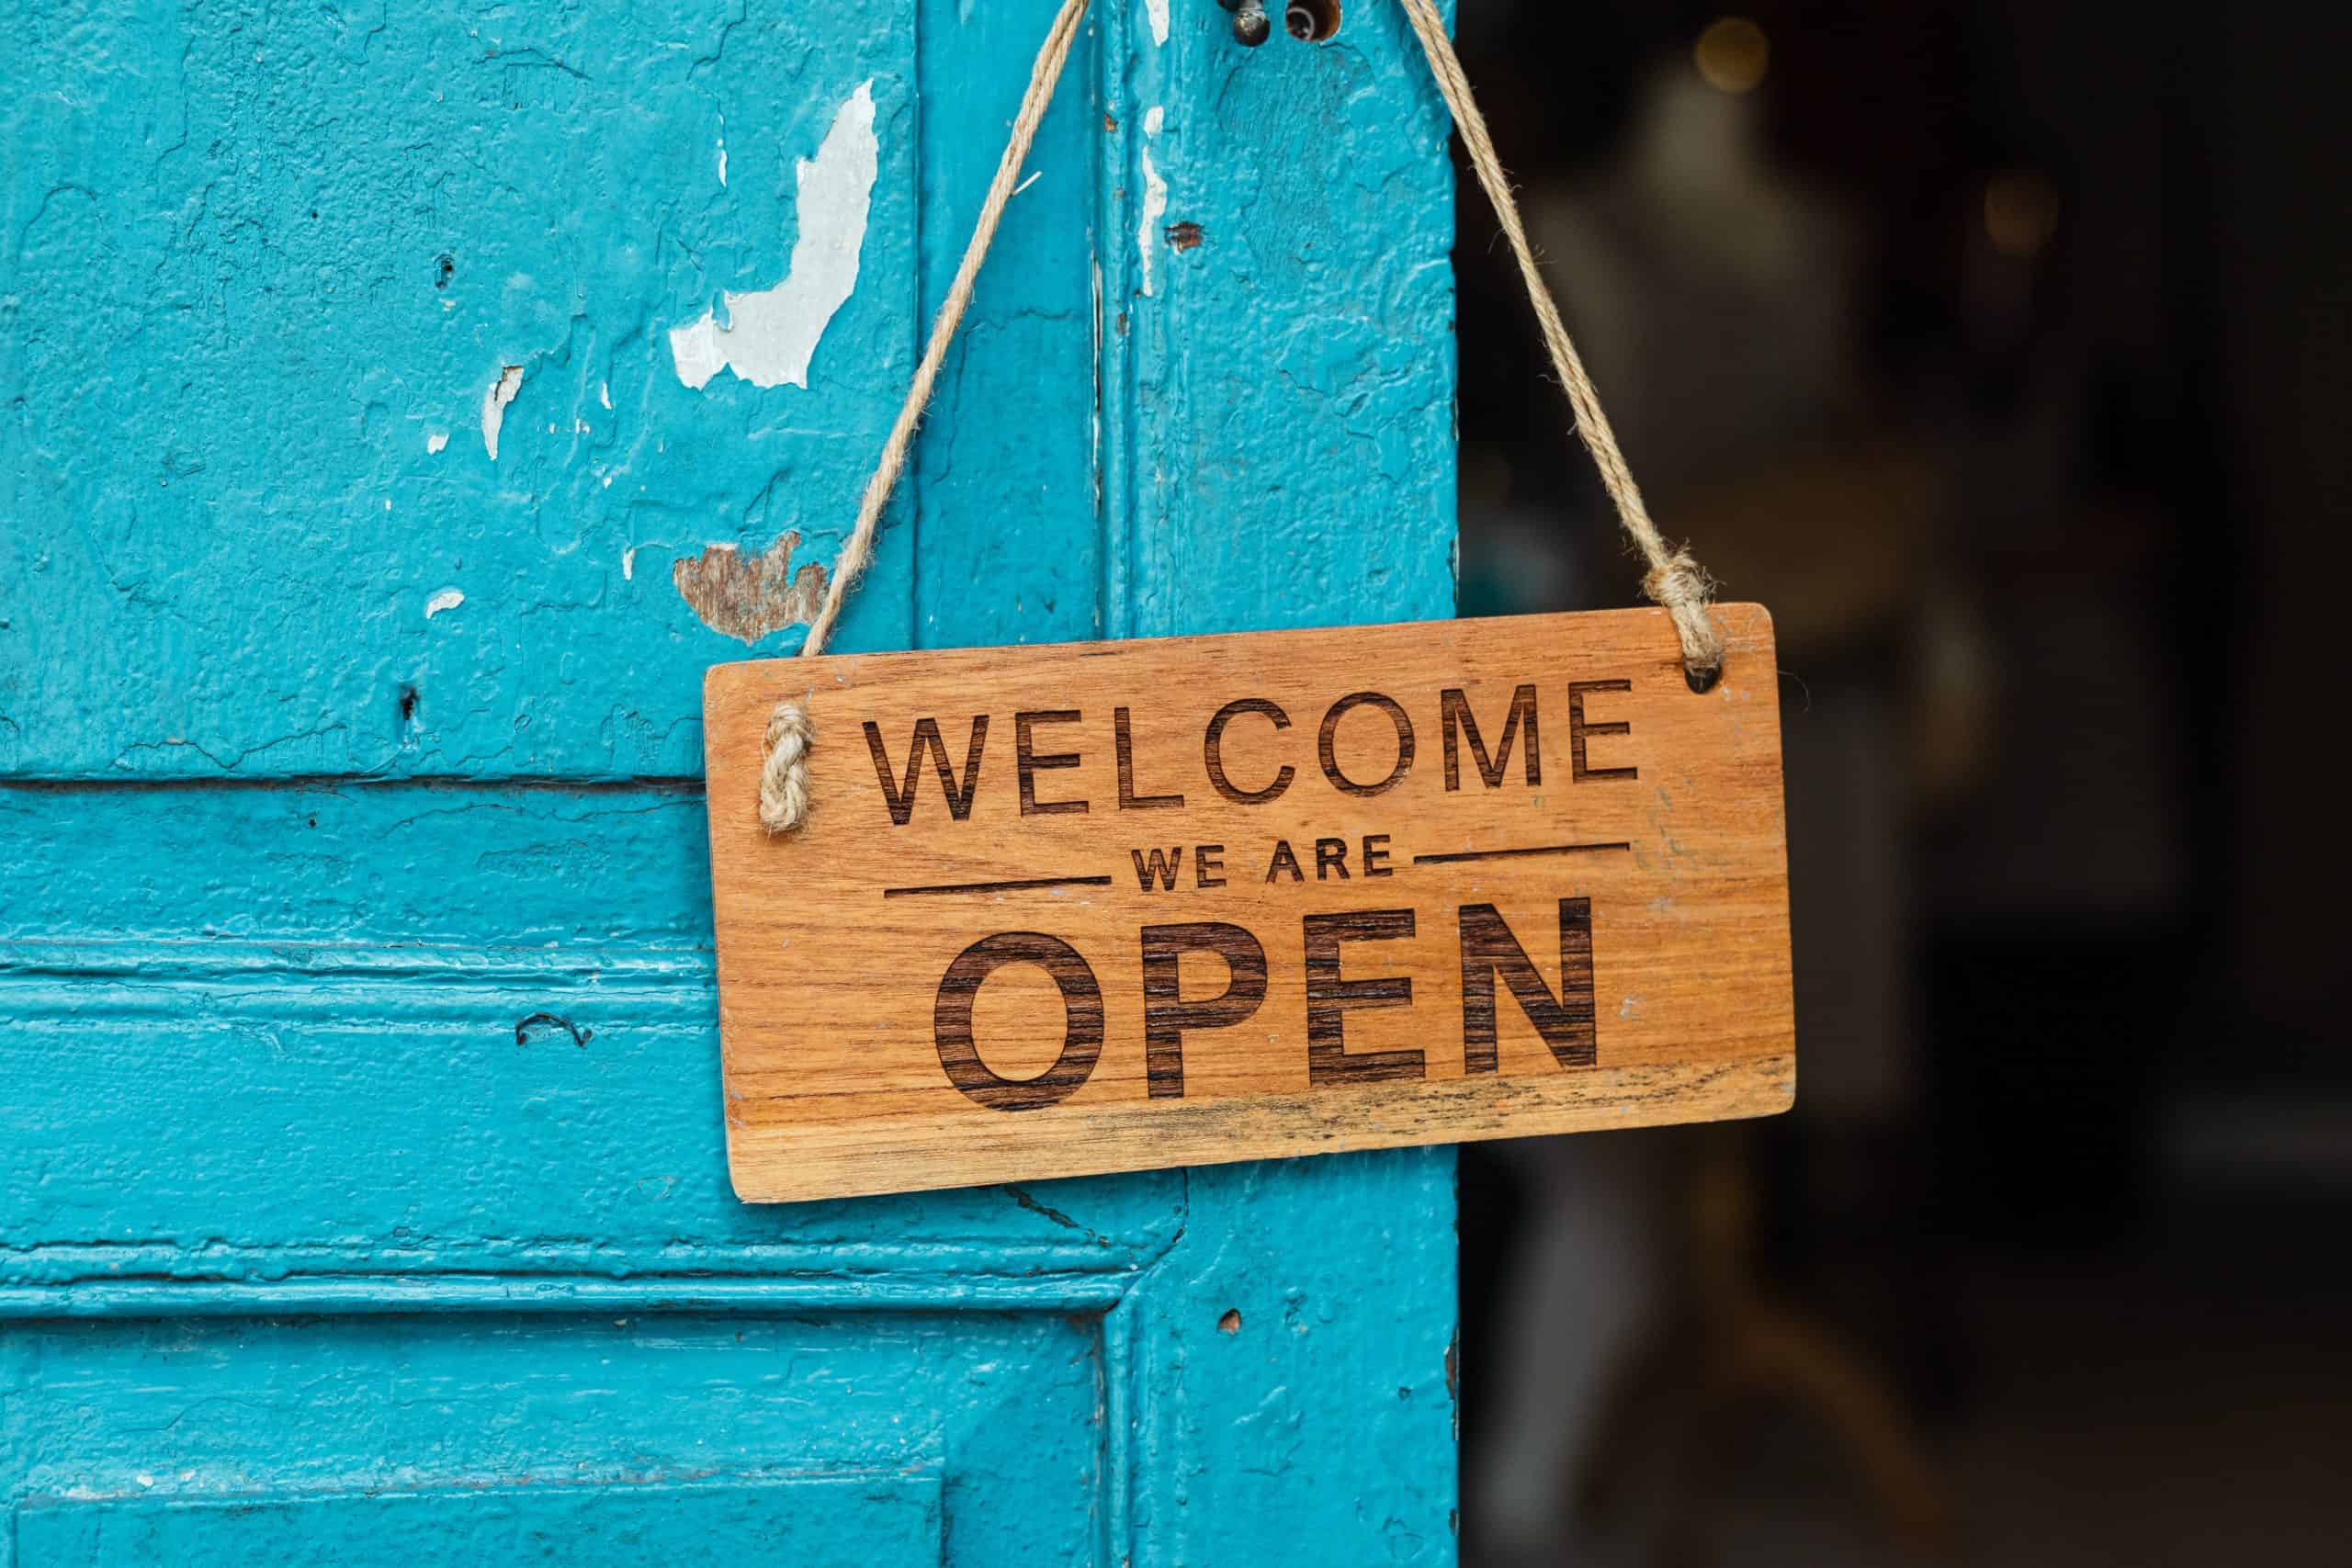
[1442,3,2351,1563]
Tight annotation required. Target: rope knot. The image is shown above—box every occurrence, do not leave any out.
[1642,549,1727,690]
[759,701,814,834]
[1639,549,1706,607]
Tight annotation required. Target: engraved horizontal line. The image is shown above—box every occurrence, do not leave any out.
[1412,841,1632,865]
[882,874,1115,898]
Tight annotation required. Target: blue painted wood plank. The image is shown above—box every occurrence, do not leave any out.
[6,1310,1102,1558]
[0,780,1182,1284]
[4,0,933,779]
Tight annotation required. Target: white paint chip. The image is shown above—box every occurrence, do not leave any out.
[1138,107,1169,297]
[424,587,465,619]
[1147,0,1170,46]
[622,546,639,579]
[480,365,523,459]
[425,430,449,454]
[598,381,612,410]
[670,81,878,391]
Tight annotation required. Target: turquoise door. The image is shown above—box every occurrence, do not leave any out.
[1,2,1457,1562]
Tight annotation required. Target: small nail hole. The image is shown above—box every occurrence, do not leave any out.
[1285,0,1340,41]
[1218,1308,1242,1334]
[398,684,421,724]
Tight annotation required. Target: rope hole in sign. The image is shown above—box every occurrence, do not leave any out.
[754,0,1725,834]
[1284,1,1343,44]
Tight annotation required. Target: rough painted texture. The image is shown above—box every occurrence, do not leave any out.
[3,0,925,778]
[3,0,1460,1562]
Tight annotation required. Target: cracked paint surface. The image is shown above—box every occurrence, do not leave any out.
[4,3,1460,1557]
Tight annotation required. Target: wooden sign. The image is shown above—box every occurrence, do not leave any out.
[704,607,1793,1202]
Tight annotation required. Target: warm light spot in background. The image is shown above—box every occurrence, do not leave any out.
[1695,17,1770,94]
[1984,170,2063,258]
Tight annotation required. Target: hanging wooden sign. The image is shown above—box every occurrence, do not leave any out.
[705,606,1793,1202]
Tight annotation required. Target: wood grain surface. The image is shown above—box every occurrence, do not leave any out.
[706,606,1794,1201]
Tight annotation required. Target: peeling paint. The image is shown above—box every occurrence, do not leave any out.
[1147,0,1170,46]
[1138,107,1168,297]
[622,546,639,580]
[598,381,612,410]
[1090,253,1102,513]
[424,430,449,454]
[669,81,877,391]
[424,587,465,619]
[672,531,828,643]
[480,365,523,459]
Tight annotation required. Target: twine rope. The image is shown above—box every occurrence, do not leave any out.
[759,0,1719,833]
[758,0,1094,831]
[1395,0,1724,685]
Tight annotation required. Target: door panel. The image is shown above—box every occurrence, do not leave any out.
[2,0,1460,1562]
[0,780,1182,1281]
[4,0,922,779]
[20,1472,941,1567]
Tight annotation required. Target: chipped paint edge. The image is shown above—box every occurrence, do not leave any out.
[670,81,880,392]
[1137,106,1168,297]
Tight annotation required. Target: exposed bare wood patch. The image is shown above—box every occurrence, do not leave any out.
[673,532,828,644]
